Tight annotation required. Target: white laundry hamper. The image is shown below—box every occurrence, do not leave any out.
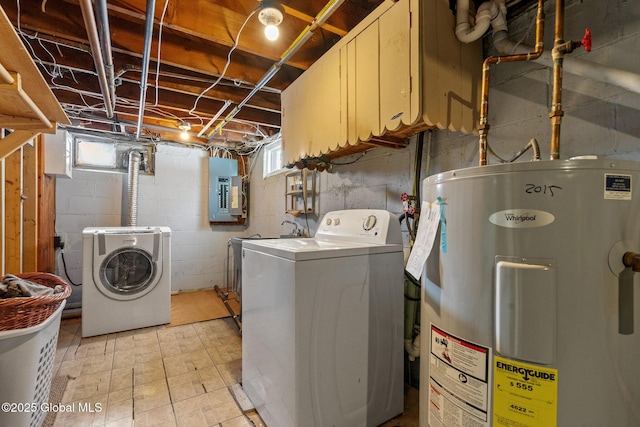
[0,299,66,427]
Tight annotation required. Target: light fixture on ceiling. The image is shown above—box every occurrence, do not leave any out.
[258,1,284,41]
[178,120,191,140]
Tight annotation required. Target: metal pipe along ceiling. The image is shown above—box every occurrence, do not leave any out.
[209,0,348,138]
[136,0,157,140]
[94,0,116,110]
[78,0,114,118]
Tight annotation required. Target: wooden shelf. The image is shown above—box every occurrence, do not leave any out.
[0,6,69,159]
[285,169,316,215]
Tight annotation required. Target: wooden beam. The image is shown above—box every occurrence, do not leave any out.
[0,72,53,130]
[22,141,38,272]
[0,6,69,126]
[4,147,22,273]
[0,130,39,160]
[282,5,347,37]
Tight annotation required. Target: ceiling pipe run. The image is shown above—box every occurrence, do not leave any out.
[136,0,157,140]
[209,0,347,139]
[94,0,116,111]
[476,0,545,166]
[78,0,114,118]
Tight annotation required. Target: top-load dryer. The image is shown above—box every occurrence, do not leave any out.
[82,226,171,337]
[242,209,405,427]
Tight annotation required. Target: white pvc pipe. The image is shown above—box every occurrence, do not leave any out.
[455,0,497,44]
[404,334,421,362]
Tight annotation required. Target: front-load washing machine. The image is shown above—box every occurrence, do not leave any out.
[82,226,171,337]
[242,209,404,427]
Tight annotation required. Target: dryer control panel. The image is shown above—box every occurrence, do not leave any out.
[316,209,402,245]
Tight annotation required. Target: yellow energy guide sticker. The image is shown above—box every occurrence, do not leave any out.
[493,356,558,427]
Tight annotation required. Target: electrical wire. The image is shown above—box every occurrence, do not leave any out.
[60,251,82,286]
[189,7,259,115]
[329,152,366,166]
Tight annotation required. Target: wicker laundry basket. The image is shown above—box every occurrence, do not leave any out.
[0,273,72,331]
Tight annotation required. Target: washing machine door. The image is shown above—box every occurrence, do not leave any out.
[93,230,164,301]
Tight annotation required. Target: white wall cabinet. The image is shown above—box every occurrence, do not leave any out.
[44,128,72,178]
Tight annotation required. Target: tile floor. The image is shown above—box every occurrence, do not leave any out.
[51,315,419,427]
[51,316,263,427]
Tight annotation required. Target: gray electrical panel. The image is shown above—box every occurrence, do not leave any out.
[209,157,242,222]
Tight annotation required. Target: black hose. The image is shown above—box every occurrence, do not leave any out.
[61,251,82,286]
[415,131,424,204]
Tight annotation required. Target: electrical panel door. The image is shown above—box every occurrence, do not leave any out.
[209,157,242,222]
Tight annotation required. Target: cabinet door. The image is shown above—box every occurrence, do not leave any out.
[309,48,342,157]
[379,0,413,131]
[282,47,342,163]
[346,20,380,143]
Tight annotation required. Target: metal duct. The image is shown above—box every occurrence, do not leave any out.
[136,0,157,139]
[78,0,114,118]
[127,151,141,226]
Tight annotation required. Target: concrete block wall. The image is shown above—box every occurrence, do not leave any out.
[55,144,246,300]
[429,0,640,170]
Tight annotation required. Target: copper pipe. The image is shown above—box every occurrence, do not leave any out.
[478,0,545,166]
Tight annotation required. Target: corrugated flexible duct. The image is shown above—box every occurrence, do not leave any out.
[127,151,141,226]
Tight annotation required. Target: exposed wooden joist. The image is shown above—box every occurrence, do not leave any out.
[0,130,39,160]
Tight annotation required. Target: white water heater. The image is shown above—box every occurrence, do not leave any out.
[420,159,640,427]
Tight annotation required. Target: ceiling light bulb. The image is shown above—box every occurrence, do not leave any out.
[264,24,279,41]
[178,121,191,140]
[258,2,284,42]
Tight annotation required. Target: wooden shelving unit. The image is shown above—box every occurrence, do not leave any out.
[285,169,316,216]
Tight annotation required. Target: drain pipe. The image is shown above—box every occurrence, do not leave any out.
[78,0,114,118]
[136,0,157,140]
[209,0,347,138]
[455,0,500,44]
[478,0,544,165]
[127,151,142,226]
[95,0,116,111]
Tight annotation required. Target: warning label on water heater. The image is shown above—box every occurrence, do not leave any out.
[427,325,490,427]
[604,174,632,200]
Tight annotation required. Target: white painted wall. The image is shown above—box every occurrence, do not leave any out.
[55,144,247,307]
[55,0,640,307]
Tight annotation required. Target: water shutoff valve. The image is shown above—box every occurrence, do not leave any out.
[623,251,640,272]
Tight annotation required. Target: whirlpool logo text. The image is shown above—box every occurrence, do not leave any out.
[489,209,555,228]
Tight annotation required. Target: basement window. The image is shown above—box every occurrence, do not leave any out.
[72,133,155,175]
[263,137,284,178]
